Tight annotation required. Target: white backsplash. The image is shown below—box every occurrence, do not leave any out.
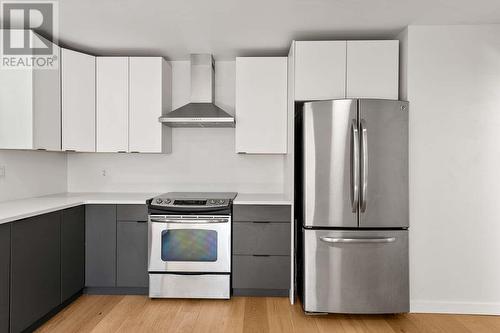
[0,150,67,201]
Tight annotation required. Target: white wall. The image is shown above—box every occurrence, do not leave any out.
[400,25,500,314]
[67,61,285,193]
[0,150,67,201]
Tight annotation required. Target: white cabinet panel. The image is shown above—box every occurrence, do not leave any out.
[96,57,129,152]
[0,64,33,149]
[33,43,61,151]
[129,57,171,153]
[346,41,399,99]
[235,57,287,154]
[0,31,60,150]
[294,41,346,101]
[62,48,96,152]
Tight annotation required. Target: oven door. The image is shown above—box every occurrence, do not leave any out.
[148,215,231,273]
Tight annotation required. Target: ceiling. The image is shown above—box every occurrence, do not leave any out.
[30,0,500,59]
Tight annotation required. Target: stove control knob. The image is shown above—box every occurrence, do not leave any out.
[165,199,171,204]
[218,199,225,204]
[156,198,163,204]
[209,199,216,204]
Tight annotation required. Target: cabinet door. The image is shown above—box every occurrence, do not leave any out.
[10,212,61,333]
[294,41,346,101]
[117,221,148,287]
[61,206,85,302]
[129,57,171,153]
[85,205,116,287]
[61,48,96,152]
[0,224,10,333]
[235,57,287,154]
[33,37,61,151]
[96,57,129,152]
[346,41,399,99]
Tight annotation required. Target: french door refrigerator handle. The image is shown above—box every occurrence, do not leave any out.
[320,236,396,244]
[360,119,368,213]
[351,119,360,213]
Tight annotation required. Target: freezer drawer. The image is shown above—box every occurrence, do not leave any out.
[303,229,408,314]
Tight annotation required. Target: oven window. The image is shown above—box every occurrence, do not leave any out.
[161,229,217,262]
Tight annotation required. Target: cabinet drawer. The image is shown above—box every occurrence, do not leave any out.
[233,222,290,255]
[117,204,148,222]
[232,255,290,290]
[233,205,290,222]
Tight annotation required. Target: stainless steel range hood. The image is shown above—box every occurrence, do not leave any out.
[159,54,235,128]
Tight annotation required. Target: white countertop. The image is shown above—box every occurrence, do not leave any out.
[0,191,292,225]
[0,192,157,225]
[233,193,292,205]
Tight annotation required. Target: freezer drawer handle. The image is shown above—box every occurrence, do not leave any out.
[320,236,396,244]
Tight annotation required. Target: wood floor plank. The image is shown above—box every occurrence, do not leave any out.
[243,297,270,333]
[267,297,295,333]
[289,300,319,333]
[221,296,245,333]
[37,295,124,333]
[455,314,500,333]
[36,295,500,333]
[360,315,397,333]
[120,298,181,333]
[314,314,347,333]
[167,299,203,333]
[192,299,232,333]
[384,314,425,333]
[89,295,149,333]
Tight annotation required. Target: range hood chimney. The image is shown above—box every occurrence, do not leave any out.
[159,54,235,128]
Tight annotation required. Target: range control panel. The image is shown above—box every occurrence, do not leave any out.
[151,198,230,209]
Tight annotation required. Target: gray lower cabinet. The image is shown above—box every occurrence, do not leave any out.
[117,221,148,287]
[10,212,61,333]
[61,206,85,302]
[232,204,291,296]
[85,205,117,287]
[233,222,290,255]
[233,255,290,292]
[0,224,10,333]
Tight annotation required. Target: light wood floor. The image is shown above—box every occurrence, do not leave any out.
[37,295,500,333]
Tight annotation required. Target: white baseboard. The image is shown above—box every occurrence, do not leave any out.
[411,300,500,315]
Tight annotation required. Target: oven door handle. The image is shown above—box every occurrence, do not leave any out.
[149,218,229,223]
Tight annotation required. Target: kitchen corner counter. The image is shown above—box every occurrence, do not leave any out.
[0,192,158,225]
[233,193,292,205]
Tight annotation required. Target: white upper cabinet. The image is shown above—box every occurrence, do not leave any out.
[0,31,61,150]
[235,57,288,154]
[96,57,129,152]
[346,41,399,99]
[294,41,347,101]
[129,57,172,153]
[61,48,96,152]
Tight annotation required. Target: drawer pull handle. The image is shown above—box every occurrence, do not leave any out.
[252,254,271,257]
[320,237,396,244]
[252,221,271,224]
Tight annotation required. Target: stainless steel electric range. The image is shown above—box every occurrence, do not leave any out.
[147,192,237,299]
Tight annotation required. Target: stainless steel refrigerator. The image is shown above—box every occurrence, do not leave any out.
[297,99,409,314]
